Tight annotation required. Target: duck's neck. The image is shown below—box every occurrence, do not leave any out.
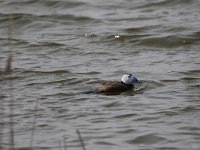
[121,81,133,87]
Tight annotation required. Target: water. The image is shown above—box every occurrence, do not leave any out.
[0,0,200,150]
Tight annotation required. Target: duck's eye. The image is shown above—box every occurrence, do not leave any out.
[128,74,132,78]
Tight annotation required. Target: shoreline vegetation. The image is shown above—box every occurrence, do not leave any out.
[0,12,87,150]
[0,54,12,75]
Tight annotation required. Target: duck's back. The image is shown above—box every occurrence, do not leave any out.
[96,82,132,94]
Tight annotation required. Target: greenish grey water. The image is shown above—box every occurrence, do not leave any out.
[0,0,200,150]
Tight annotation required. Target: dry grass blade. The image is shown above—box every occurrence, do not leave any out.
[0,94,5,149]
[8,10,15,150]
[59,140,62,150]
[4,54,12,74]
[63,135,67,150]
[76,129,86,150]
[29,103,38,150]
[8,78,15,150]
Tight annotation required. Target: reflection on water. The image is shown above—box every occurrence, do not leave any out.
[0,0,200,150]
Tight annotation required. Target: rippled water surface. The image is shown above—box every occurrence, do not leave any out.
[0,0,200,150]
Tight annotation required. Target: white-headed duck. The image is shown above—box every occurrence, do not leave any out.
[96,74,140,95]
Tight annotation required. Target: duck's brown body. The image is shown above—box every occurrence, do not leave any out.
[96,81,133,94]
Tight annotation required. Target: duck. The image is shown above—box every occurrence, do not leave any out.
[96,74,140,95]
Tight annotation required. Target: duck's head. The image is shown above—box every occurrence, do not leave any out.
[121,74,140,86]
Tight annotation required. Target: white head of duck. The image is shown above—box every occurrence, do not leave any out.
[121,74,140,86]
